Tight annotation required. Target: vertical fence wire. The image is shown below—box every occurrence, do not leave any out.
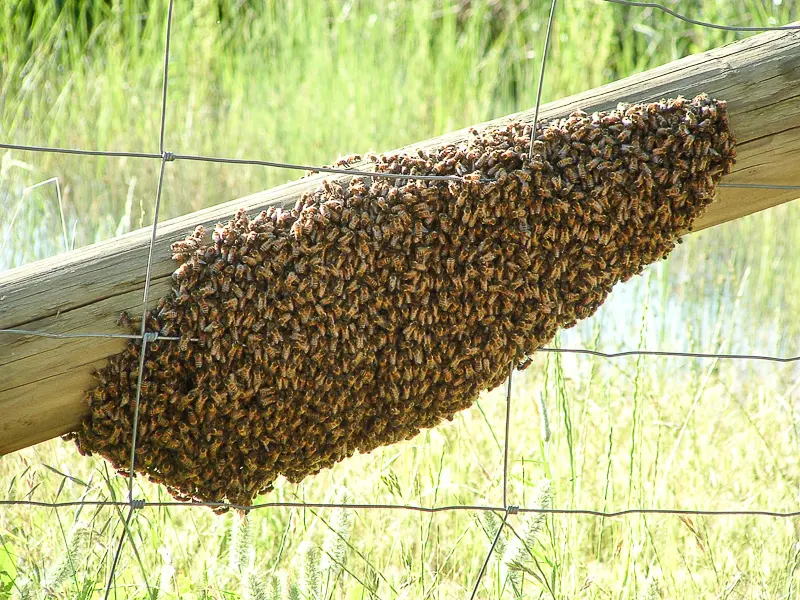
[472,0,560,591]
[101,1,175,596]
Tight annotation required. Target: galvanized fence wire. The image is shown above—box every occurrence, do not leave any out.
[7,498,800,519]
[96,1,175,596]
[4,326,800,362]
[1,0,800,597]
[1,140,799,190]
[606,0,800,31]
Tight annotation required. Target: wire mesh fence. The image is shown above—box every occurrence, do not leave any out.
[0,0,799,597]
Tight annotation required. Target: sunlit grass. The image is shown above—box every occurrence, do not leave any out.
[1,0,800,598]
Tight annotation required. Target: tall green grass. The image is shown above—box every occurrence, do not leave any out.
[2,1,800,598]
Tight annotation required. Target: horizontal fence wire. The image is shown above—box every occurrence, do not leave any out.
[604,0,800,31]
[3,499,800,519]
[2,327,799,362]
[0,143,161,159]
[0,329,180,341]
[1,0,800,596]
[2,143,799,190]
[534,347,800,363]
[4,140,799,190]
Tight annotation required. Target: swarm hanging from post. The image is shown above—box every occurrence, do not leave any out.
[66,94,736,510]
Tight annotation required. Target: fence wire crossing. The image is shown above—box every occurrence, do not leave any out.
[0,0,799,597]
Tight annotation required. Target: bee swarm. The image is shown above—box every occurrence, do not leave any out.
[67,95,736,510]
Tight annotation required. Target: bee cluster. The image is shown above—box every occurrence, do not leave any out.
[67,95,735,510]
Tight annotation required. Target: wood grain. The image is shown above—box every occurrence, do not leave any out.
[2,27,799,455]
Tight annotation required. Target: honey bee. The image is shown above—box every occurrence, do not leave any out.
[608,170,626,185]
[556,156,574,169]
[116,311,134,330]
[200,280,217,297]
[235,263,247,280]
[228,283,244,299]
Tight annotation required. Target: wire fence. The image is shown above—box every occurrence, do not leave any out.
[0,1,799,597]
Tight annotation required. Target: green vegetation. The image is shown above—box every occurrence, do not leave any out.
[2,0,800,598]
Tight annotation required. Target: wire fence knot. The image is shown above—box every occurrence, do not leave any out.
[130,498,145,510]
[162,151,176,162]
[506,505,520,515]
[142,332,159,343]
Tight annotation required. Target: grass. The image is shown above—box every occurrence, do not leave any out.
[2,0,800,598]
